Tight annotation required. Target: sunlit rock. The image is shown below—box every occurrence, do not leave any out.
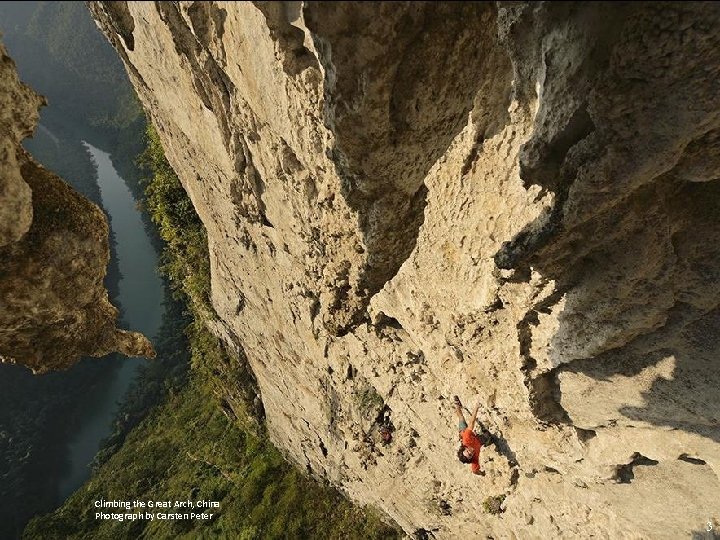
[90,2,720,537]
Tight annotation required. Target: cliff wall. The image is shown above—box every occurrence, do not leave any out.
[90,3,720,537]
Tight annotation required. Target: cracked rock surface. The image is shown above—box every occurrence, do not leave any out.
[91,2,720,537]
[0,40,154,373]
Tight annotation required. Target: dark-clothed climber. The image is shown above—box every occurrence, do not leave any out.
[454,395,484,475]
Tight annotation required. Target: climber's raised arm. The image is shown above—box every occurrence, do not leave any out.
[468,402,480,433]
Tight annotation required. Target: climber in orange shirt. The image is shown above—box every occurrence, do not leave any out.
[454,395,484,475]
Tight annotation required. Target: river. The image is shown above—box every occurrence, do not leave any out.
[56,142,164,499]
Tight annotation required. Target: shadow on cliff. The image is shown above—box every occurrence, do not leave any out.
[491,3,720,444]
[510,171,720,445]
[616,306,720,443]
[305,2,513,333]
[560,303,720,444]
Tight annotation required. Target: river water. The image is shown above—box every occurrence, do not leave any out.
[56,142,164,499]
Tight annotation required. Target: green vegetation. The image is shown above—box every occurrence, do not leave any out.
[25,126,401,539]
[0,355,117,539]
[139,127,212,313]
[354,381,385,421]
[25,330,398,540]
[93,296,192,470]
[482,494,506,515]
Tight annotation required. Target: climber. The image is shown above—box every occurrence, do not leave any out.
[454,395,484,475]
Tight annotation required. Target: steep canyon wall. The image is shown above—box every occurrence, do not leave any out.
[90,2,720,537]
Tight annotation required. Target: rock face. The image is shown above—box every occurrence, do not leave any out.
[0,41,153,373]
[91,2,720,537]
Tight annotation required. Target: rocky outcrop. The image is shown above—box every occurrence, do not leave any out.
[0,41,153,373]
[91,2,720,537]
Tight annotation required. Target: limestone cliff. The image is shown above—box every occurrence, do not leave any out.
[0,41,153,373]
[91,2,720,537]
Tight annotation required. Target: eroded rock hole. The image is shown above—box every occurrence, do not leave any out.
[528,370,571,424]
[372,312,404,338]
[678,454,707,466]
[614,452,659,484]
[575,427,597,444]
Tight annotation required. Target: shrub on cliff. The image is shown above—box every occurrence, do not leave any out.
[139,126,213,315]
